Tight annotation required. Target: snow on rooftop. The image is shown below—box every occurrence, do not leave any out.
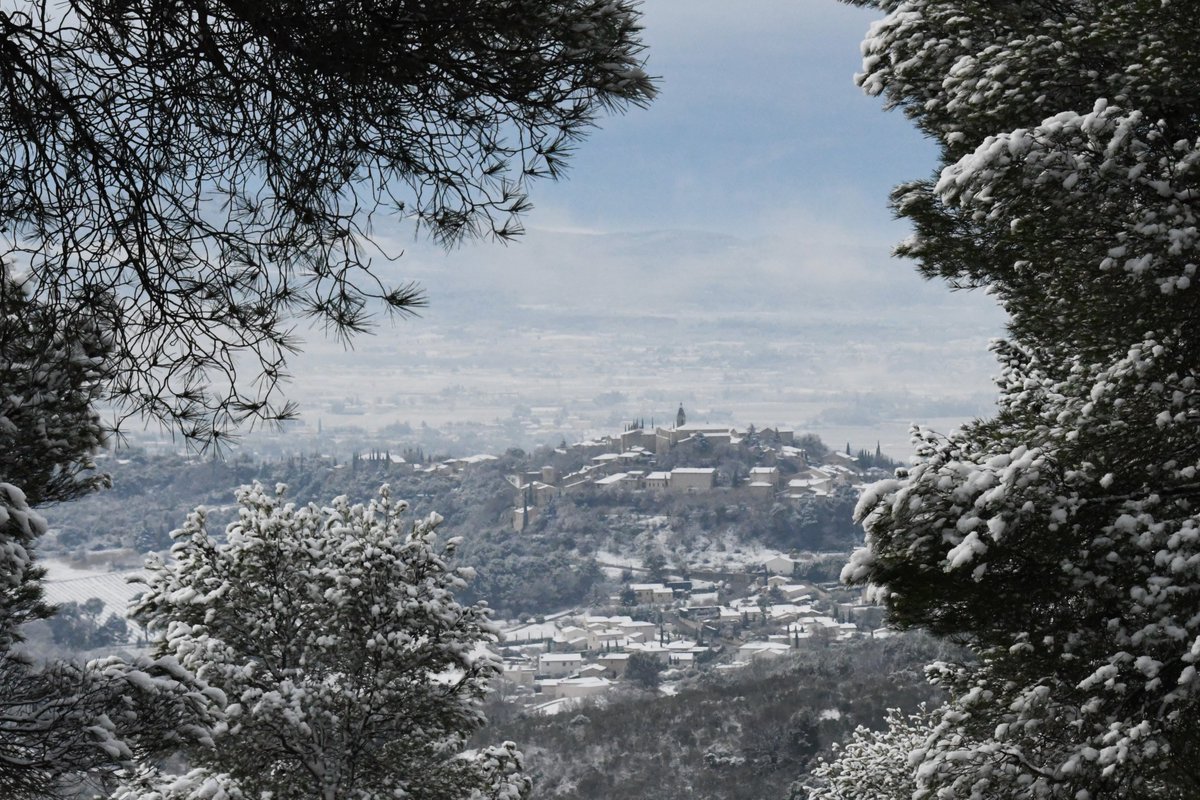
[532,697,584,716]
[501,622,556,641]
[559,676,610,688]
[738,641,792,654]
[583,615,634,627]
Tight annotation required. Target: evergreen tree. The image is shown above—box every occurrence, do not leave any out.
[128,483,527,800]
[624,653,664,691]
[0,278,219,799]
[643,550,669,582]
[835,1,1200,797]
[0,274,109,510]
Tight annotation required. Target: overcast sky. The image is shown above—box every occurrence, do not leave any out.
[286,1,1008,455]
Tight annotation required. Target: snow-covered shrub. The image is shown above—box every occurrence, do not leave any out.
[130,482,529,800]
[806,706,938,800]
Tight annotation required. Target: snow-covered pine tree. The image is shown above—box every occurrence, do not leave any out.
[1,276,221,799]
[0,274,110,510]
[128,483,529,800]
[831,1,1200,797]
[0,270,107,682]
[0,272,111,647]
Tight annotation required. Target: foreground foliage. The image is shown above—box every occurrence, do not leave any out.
[837,1,1200,797]
[806,706,935,800]
[1,282,220,799]
[0,274,110,509]
[0,650,223,799]
[129,483,528,800]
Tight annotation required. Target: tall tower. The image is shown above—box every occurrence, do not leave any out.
[676,403,686,429]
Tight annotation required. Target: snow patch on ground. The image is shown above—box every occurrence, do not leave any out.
[40,558,125,581]
[595,550,642,570]
[691,538,785,571]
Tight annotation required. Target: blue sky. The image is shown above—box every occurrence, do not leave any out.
[525,1,935,237]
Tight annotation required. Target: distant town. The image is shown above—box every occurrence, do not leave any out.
[491,555,887,716]
[488,407,891,715]
[37,407,896,718]
[504,405,875,532]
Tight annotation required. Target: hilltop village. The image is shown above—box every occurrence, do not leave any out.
[461,407,899,716]
[507,405,883,531]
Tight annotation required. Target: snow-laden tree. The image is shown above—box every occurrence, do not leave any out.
[0,0,655,444]
[129,483,528,800]
[805,707,939,800]
[1,271,111,644]
[0,650,226,799]
[0,483,51,653]
[1,280,223,799]
[836,1,1200,797]
[0,273,110,509]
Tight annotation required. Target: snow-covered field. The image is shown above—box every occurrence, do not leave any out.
[40,559,145,628]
